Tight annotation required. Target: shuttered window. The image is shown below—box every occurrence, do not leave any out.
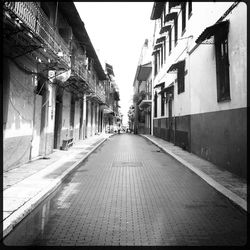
[215,30,230,102]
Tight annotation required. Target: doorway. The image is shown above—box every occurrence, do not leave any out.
[169,99,174,143]
[54,87,63,149]
[79,98,83,140]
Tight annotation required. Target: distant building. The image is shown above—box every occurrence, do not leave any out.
[103,63,121,133]
[3,2,114,171]
[150,2,246,177]
[132,39,153,134]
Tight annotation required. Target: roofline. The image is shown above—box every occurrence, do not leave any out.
[59,2,106,80]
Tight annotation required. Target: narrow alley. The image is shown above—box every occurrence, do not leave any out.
[4,134,247,246]
[3,2,247,247]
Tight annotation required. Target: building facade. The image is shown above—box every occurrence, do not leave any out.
[103,63,121,133]
[3,2,114,171]
[133,39,153,135]
[150,2,247,177]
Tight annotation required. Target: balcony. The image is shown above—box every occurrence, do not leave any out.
[71,57,87,82]
[96,84,106,104]
[87,71,96,93]
[4,2,71,68]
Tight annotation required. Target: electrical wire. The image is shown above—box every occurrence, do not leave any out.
[10,74,35,94]
[9,97,32,122]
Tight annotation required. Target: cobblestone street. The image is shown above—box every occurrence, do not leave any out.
[4,134,247,246]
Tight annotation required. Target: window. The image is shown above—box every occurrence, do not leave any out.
[154,92,157,117]
[154,54,158,76]
[188,2,192,19]
[215,31,230,102]
[174,17,178,45]
[161,87,165,116]
[181,2,186,34]
[167,61,185,94]
[177,68,185,94]
[161,3,166,28]
[161,45,163,67]
[169,29,172,54]
[163,39,166,63]
[160,14,163,28]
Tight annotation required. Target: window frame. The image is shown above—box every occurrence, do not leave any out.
[215,30,230,102]
[169,29,172,55]
[188,2,192,19]
[174,17,178,46]
[154,54,158,76]
[161,85,165,116]
[177,63,185,94]
[160,45,163,67]
[154,91,158,117]
[181,2,186,35]
[163,39,166,63]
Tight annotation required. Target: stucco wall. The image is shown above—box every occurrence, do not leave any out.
[43,84,56,155]
[73,100,80,141]
[4,58,37,171]
[188,3,247,177]
[61,91,71,144]
[152,2,246,178]
[190,108,246,177]
[189,2,247,115]
[86,100,92,138]
[83,95,87,138]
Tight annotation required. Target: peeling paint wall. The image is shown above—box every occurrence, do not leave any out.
[3,58,37,171]
[189,2,247,114]
[61,91,71,144]
[189,2,247,177]
[73,100,80,141]
[151,2,246,177]
[44,84,56,155]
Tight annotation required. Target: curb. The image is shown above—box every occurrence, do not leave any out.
[3,136,109,238]
[140,134,247,212]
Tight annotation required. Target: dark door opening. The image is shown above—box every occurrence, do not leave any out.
[70,95,75,138]
[54,88,63,149]
[169,99,174,143]
[79,98,83,140]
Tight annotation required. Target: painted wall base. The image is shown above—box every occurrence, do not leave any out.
[153,107,246,178]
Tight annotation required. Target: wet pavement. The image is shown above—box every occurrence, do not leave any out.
[3,134,247,246]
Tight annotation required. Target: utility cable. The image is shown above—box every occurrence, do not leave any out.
[9,97,32,122]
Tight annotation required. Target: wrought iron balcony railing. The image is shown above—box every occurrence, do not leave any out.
[96,84,106,104]
[87,71,96,93]
[4,2,71,68]
[71,58,87,82]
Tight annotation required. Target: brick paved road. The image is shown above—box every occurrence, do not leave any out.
[4,134,247,246]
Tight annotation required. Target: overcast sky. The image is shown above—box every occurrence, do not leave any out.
[74,2,154,125]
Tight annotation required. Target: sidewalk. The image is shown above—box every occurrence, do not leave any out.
[2,133,114,238]
[141,134,247,213]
